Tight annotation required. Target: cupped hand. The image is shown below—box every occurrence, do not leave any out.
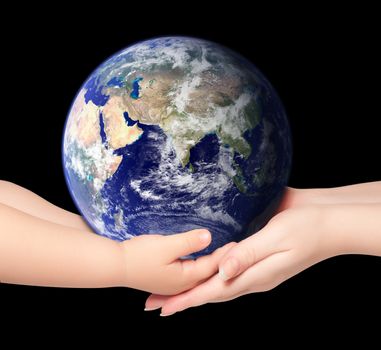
[120,229,235,295]
[145,188,333,315]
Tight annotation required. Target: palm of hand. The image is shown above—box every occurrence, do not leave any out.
[146,188,330,315]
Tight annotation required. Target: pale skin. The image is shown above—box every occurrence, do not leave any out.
[1,181,380,313]
[145,182,381,316]
[0,180,233,294]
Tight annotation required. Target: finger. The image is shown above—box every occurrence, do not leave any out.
[145,243,236,311]
[218,226,281,280]
[221,251,292,294]
[160,274,225,316]
[161,251,292,315]
[145,294,169,311]
[181,242,236,283]
[163,229,212,261]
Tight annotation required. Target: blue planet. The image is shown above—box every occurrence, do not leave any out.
[62,37,292,257]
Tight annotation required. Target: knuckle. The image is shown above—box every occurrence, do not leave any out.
[182,262,198,283]
[240,246,256,267]
[184,236,195,252]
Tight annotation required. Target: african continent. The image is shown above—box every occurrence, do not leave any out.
[63,37,292,257]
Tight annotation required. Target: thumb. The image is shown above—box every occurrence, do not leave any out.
[164,229,211,261]
[218,231,275,281]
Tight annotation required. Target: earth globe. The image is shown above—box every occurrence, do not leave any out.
[62,36,292,257]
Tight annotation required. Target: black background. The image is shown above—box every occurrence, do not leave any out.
[1,5,380,341]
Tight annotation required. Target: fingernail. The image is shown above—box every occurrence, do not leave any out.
[219,257,240,280]
[218,267,229,281]
[144,307,160,311]
[160,311,176,317]
[199,230,211,244]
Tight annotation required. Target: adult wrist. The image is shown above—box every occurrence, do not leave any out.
[317,204,344,258]
[319,203,381,257]
[116,241,131,287]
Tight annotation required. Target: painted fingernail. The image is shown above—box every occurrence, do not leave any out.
[219,257,240,280]
[144,307,160,311]
[199,230,211,244]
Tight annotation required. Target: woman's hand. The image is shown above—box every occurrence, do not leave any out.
[146,206,327,314]
[120,229,234,295]
[145,184,381,316]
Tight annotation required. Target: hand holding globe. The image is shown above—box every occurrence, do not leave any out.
[1,37,379,315]
[0,180,232,292]
[62,37,292,257]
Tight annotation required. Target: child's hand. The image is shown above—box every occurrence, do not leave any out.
[145,206,327,313]
[144,184,381,315]
[120,229,235,295]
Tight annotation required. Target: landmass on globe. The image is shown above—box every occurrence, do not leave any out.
[63,37,292,257]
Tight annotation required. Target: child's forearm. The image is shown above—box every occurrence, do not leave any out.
[0,203,126,288]
[323,203,381,257]
[0,180,90,230]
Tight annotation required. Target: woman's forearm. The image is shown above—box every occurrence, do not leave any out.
[314,181,381,204]
[282,182,381,212]
[323,203,381,257]
[0,203,126,288]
